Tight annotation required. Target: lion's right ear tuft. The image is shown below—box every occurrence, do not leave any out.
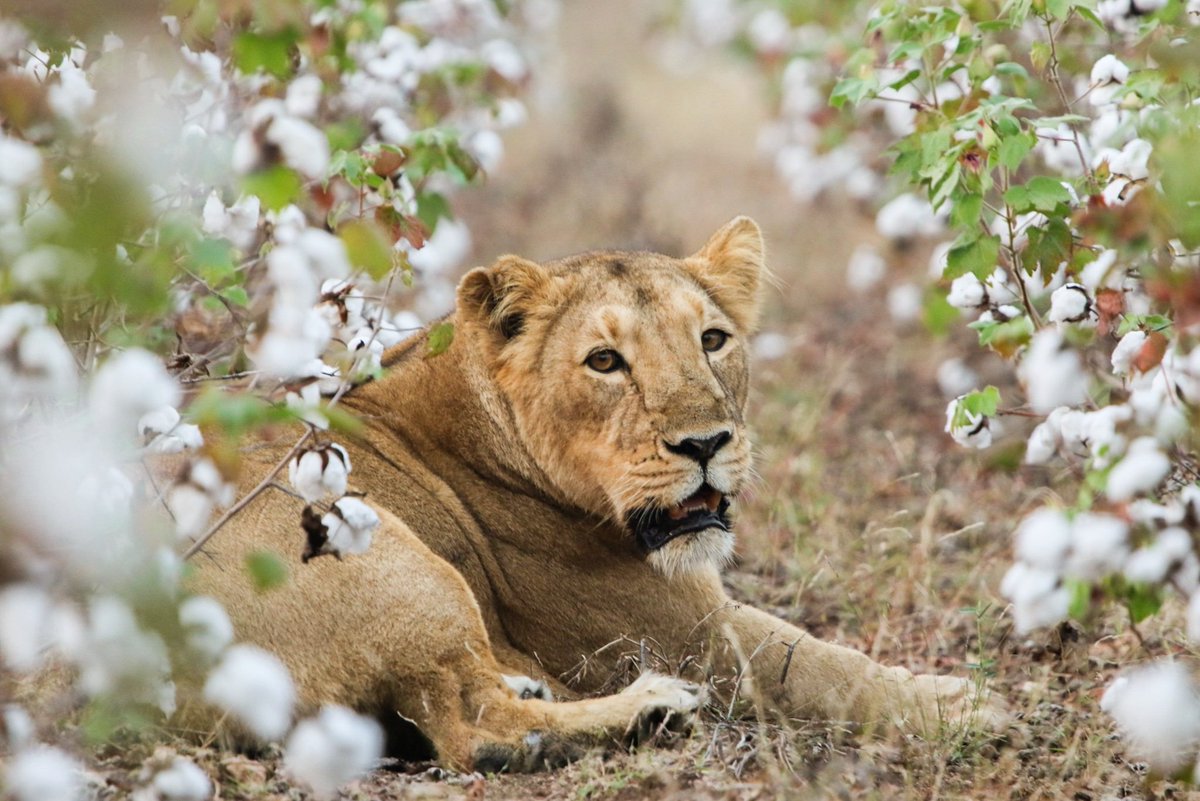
[456,255,551,339]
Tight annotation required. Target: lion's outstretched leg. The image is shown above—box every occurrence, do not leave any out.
[697,603,1006,734]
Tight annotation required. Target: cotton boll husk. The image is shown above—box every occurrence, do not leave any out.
[285,705,384,798]
[203,645,295,741]
[1100,661,1200,776]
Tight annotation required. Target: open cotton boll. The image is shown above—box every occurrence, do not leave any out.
[1018,329,1090,413]
[151,757,213,801]
[944,396,993,449]
[947,273,987,309]
[1112,330,1148,376]
[321,497,381,557]
[3,745,85,801]
[203,645,295,741]
[179,595,234,662]
[0,135,43,186]
[285,705,384,799]
[1015,507,1072,571]
[1000,562,1069,633]
[1047,283,1092,324]
[288,444,351,503]
[936,358,979,398]
[285,74,323,118]
[1065,512,1128,580]
[1106,437,1170,502]
[1101,661,1200,777]
[90,349,181,434]
[1124,528,1194,584]
[265,115,330,179]
[875,192,942,240]
[0,583,55,672]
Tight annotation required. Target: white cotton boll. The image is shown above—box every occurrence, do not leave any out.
[1124,527,1193,584]
[947,273,987,309]
[12,324,79,401]
[1025,419,1060,465]
[139,405,181,437]
[1017,329,1090,414]
[1065,512,1129,580]
[945,397,993,449]
[285,74,323,119]
[321,497,381,557]
[936,358,979,398]
[1082,404,1133,468]
[166,484,213,540]
[201,192,227,236]
[747,7,792,53]
[875,193,942,241]
[3,745,85,801]
[481,38,527,82]
[466,129,504,174]
[151,757,213,801]
[846,244,885,292]
[90,349,181,434]
[1108,138,1152,181]
[266,116,329,179]
[288,445,350,504]
[148,423,204,455]
[1106,437,1170,502]
[203,645,295,741]
[752,332,789,361]
[406,217,471,275]
[1189,592,1200,642]
[372,107,412,145]
[1091,54,1130,87]
[179,596,234,661]
[1015,507,1072,571]
[1112,330,1147,376]
[296,229,350,280]
[78,596,174,713]
[3,704,34,750]
[1048,283,1092,324]
[887,283,922,324]
[1100,662,1200,776]
[0,136,42,187]
[0,583,54,672]
[284,705,384,799]
[1000,562,1069,633]
[47,58,96,123]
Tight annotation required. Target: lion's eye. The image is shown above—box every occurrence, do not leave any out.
[585,349,625,373]
[701,329,729,353]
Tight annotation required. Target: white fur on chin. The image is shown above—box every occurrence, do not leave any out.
[646,528,735,578]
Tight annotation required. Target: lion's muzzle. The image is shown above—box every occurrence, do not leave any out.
[628,484,731,551]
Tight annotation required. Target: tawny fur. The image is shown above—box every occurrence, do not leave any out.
[179,217,1002,770]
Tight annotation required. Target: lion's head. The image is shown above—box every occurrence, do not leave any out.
[457,217,765,577]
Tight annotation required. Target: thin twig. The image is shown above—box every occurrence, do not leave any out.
[182,427,314,560]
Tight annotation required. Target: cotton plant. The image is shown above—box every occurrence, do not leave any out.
[686,0,1200,781]
[0,0,556,794]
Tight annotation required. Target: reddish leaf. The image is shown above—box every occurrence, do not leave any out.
[1133,331,1168,374]
[1095,288,1124,336]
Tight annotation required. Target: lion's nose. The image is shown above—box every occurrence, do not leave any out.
[665,431,732,464]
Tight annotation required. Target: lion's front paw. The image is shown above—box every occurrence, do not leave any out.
[619,672,705,745]
[904,673,1010,735]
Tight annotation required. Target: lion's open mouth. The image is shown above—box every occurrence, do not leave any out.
[629,484,731,552]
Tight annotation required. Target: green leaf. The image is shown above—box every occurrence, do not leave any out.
[945,233,1001,279]
[1124,582,1163,624]
[416,191,451,233]
[245,550,289,592]
[922,287,958,337]
[426,322,455,356]
[1030,41,1051,73]
[970,314,1034,352]
[1004,176,1071,213]
[1025,217,1073,275]
[187,390,296,438]
[997,130,1036,171]
[189,238,236,285]
[1117,314,1172,335]
[241,166,303,211]
[951,192,984,229]
[339,220,393,279]
[231,30,296,79]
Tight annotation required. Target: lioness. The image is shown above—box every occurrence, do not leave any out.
[184,217,1000,770]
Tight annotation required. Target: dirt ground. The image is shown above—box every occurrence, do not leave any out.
[77,1,1199,799]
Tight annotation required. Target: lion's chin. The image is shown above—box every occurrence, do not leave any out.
[645,527,735,579]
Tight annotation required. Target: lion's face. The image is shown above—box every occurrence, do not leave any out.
[458,218,766,577]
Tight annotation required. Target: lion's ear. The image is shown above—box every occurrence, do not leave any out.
[685,216,766,333]
[457,255,552,339]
